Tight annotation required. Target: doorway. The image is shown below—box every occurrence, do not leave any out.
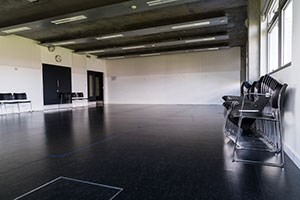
[42,64,72,105]
[87,71,104,102]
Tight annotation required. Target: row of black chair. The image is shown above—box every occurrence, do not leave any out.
[0,93,32,114]
[71,92,88,107]
[222,74,288,167]
[72,92,86,99]
[56,92,88,108]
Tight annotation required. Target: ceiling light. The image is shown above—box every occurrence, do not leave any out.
[52,41,76,46]
[147,0,180,6]
[2,27,31,34]
[106,56,125,60]
[27,0,39,2]
[185,37,216,43]
[171,21,210,29]
[193,47,220,52]
[51,15,87,25]
[207,47,220,51]
[220,19,227,23]
[122,45,146,50]
[140,53,161,57]
[130,5,137,10]
[95,34,124,40]
[83,50,106,54]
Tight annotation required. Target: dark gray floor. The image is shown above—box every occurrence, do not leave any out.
[0,105,300,200]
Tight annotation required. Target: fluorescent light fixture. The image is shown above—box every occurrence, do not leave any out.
[2,27,31,34]
[171,21,210,29]
[207,47,220,51]
[106,56,125,60]
[147,0,180,6]
[51,15,87,25]
[52,41,76,46]
[193,47,220,52]
[185,37,216,43]
[140,53,161,57]
[84,50,106,54]
[122,45,146,50]
[95,34,124,40]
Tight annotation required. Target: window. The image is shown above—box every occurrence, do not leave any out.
[266,0,293,73]
[268,21,279,72]
[282,0,293,65]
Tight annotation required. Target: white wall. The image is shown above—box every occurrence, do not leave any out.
[264,0,300,168]
[259,0,300,168]
[0,36,43,111]
[106,47,241,104]
[0,35,106,112]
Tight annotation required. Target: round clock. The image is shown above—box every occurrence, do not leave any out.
[55,55,62,62]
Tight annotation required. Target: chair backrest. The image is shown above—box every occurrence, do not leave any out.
[0,93,13,100]
[13,93,27,100]
[77,92,84,97]
[72,92,77,98]
[277,84,288,111]
[241,81,252,96]
[260,75,283,109]
[248,76,264,101]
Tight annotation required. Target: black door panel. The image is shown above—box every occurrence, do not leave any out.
[87,71,103,102]
[43,64,72,105]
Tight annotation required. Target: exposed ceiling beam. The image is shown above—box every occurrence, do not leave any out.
[0,0,201,36]
[41,16,228,46]
[103,45,231,60]
[77,34,229,55]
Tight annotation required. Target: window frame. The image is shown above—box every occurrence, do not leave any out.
[281,0,293,67]
[266,0,293,74]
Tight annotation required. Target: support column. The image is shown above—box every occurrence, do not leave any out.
[248,0,261,81]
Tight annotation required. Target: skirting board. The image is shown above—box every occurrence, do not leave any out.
[284,143,300,170]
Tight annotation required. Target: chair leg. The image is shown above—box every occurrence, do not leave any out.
[277,113,285,166]
[17,103,21,114]
[4,104,7,115]
[30,102,32,112]
[232,116,243,162]
[0,104,3,115]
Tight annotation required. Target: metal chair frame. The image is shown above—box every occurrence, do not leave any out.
[230,84,287,167]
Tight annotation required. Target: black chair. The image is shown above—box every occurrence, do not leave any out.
[0,93,13,100]
[71,93,77,98]
[13,93,33,113]
[71,92,88,107]
[77,92,84,98]
[13,93,27,100]
[0,93,13,115]
[59,92,71,104]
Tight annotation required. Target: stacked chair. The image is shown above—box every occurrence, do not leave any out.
[222,75,288,167]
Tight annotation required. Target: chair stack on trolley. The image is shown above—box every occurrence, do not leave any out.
[222,74,288,167]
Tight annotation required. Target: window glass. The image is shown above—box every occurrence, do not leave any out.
[282,0,293,65]
[268,21,279,72]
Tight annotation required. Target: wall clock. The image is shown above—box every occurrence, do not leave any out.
[55,55,62,62]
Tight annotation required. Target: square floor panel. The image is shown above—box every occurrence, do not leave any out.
[15,177,123,200]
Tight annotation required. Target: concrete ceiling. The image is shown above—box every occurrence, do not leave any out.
[0,0,248,59]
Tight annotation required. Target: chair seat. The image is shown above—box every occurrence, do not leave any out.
[72,97,88,100]
[0,100,31,104]
[222,95,243,101]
